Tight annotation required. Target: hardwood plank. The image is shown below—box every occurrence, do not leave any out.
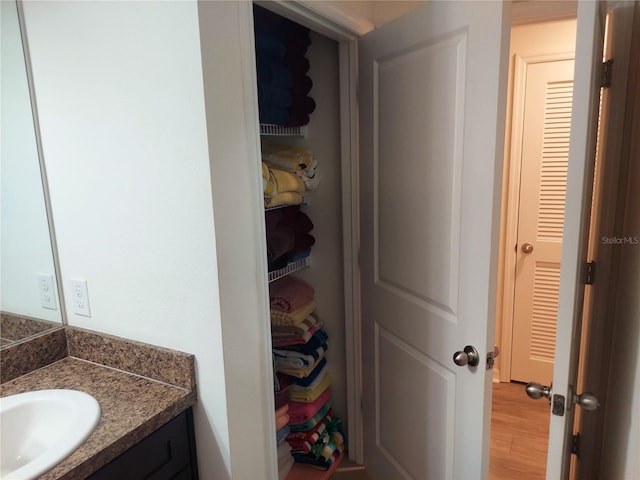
[490,382,550,480]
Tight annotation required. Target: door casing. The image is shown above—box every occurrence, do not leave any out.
[496,19,577,384]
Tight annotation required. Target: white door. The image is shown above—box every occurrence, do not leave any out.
[546,1,606,478]
[511,58,575,385]
[358,2,509,478]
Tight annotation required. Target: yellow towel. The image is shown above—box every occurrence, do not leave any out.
[263,163,277,197]
[289,374,332,403]
[271,301,316,327]
[271,168,305,193]
[262,140,314,174]
[265,191,303,209]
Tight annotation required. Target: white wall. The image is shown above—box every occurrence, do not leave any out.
[20,2,231,478]
[1,0,60,321]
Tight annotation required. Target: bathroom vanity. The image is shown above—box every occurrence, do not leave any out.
[0,327,198,479]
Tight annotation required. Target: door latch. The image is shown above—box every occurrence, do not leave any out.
[526,382,566,416]
[486,345,499,370]
[552,394,565,416]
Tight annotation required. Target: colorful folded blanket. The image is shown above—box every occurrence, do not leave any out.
[291,357,327,387]
[269,275,315,313]
[273,331,328,370]
[287,409,332,448]
[292,432,344,470]
[287,411,341,454]
[271,300,316,326]
[289,363,327,392]
[288,387,331,425]
[289,401,331,432]
[272,314,323,347]
[278,350,326,378]
[288,373,331,403]
[274,344,326,370]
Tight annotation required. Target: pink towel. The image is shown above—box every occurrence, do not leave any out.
[288,387,331,425]
[276,412,290,430]
[270,275,315,312]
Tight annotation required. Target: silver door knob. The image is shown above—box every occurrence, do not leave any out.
[526,382,552,400]
[521,243,534,253]
[453,345,480,367]
[572,391,599,411]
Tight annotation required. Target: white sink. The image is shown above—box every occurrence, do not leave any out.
[0,389,101,480]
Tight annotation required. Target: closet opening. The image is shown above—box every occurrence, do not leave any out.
[252,3,363,478]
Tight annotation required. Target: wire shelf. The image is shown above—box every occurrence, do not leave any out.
[260,124,307,138]
[268,256,310,283]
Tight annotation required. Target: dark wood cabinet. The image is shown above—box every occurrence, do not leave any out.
[88,408,198,480]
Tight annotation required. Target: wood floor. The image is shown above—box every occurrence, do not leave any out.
[330,382,549,480]
[490,381,550,480]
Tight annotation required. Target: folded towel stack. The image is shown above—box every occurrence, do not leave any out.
[254,5,316,128]
[262,141,321,197]
[265,206,315,272]
[269,274,345,471]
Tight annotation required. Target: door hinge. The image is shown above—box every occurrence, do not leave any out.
[602,59,613,88]
[585,261,596,285]
[572,433,581,456]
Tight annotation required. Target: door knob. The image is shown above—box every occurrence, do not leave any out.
[453,345,480,367]
[521,243,534,253]
[525,382,552,400]
[571,391,600,411]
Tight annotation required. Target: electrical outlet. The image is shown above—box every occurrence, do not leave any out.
[70,278,91,317]
[37,274,58,310]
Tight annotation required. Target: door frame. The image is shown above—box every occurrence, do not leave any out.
[498,50,576,383]
[254,0,368,464]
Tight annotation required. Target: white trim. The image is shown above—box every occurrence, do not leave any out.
[499,51,576,383]
[255,1,364,41]
[511,1,577,26]
[198,2,279,478]
[338,38,363,464]
[547,1,605,476]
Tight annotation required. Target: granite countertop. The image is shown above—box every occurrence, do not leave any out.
[0,327,197,480]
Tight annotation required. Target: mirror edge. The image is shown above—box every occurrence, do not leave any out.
[15,0,67,326]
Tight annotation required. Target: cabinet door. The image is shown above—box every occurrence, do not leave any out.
[88,409,198,480]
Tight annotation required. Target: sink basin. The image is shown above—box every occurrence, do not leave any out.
[0,389,101,479]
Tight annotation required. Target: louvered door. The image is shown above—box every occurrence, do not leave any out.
[511,58,575,384]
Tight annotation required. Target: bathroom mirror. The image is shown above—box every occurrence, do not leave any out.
[1,0,65,347]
